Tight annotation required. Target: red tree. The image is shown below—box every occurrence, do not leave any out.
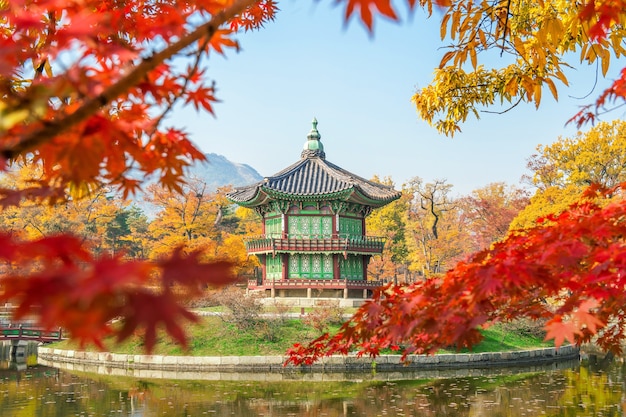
[287,184,626,364]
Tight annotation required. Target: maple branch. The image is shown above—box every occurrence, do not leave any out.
[148,37,213,139]
[481,95,523,114]
[1,0,259,161]
[569,60,600,100]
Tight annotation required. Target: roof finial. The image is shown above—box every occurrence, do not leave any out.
[307,117,321,140]
[302,117,325,159]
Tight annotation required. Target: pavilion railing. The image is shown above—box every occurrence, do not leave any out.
[244,234,386,254]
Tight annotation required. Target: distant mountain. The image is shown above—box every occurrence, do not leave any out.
[130,153,262,216]
[187,153,263,190]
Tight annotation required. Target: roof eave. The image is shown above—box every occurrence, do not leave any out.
[347,189,402,207]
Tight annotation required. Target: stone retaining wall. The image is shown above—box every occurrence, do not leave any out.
[38,345,579,373]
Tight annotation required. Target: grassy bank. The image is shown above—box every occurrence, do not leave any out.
[50,316,553,356]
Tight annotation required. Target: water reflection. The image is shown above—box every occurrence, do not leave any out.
[1,359,625,416]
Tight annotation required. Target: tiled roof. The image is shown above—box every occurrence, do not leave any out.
[226,156,401,206]
[226,119,401,208]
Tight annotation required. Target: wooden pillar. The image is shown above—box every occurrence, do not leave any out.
[333,254,340,280]
[343,288,348,299]
[307,288,312,298]
[363,289,368,299]
[282,254,288,280]
[260,255,267,284]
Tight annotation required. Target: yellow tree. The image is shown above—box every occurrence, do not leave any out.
[0,161,130,253]
[145,178,219,259]
[404,177,471,277]
[366,176,410,283]
[234,206,262,236]
[512,120,626,228]
[411,0,626,135]
[144,181,254,272]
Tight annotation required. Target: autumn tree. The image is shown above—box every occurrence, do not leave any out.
[366,176,410,283]
[512,120,626,229]
[459,182,529,251]
[145,177,217,258]
[234,205,262,236]
[410,0,626,135]
[0,161,138,255]
[145,181,256,276]
[404,177,470,276]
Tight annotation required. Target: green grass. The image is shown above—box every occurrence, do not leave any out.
[49,317,552,356]
[194,305,359,315]
[51,316,342,356]
[440,324,554,354]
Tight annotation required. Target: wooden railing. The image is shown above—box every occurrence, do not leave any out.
[0,325,65,342]
[244,234,385,254]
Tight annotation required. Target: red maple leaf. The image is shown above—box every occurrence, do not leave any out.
[545,317,580,348]
[340,0,398,31]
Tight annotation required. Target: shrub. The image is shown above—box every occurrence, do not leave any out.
[500,318,547,339]
[213,286,262,331]
[303,300,346,335]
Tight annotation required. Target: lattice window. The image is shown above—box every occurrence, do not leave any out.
[289,255,299,273]
[311,217,321,237]
[322,217,332,237]
[323,254,333,274]
[312,255,322,277]
[301,255,310,273]
[299,217,311,237]
[288,216,299,237]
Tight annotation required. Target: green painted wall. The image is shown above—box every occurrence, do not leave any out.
[339,255,363,280]
[266,255,282,280]
[265,216,282,237]
[339,217,362,237]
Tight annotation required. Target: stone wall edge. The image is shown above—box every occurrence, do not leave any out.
[36,345,579,373]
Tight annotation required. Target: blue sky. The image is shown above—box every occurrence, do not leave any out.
[173,1,625,195]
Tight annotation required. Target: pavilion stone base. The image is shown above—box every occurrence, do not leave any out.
[255,295,368,308]
[265,288,370,299]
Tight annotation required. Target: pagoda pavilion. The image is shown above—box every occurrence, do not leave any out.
[226,119,401,300]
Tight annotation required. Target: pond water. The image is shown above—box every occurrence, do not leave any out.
[1,354,624,416]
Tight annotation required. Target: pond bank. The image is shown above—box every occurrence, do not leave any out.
[38,344,579,374]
